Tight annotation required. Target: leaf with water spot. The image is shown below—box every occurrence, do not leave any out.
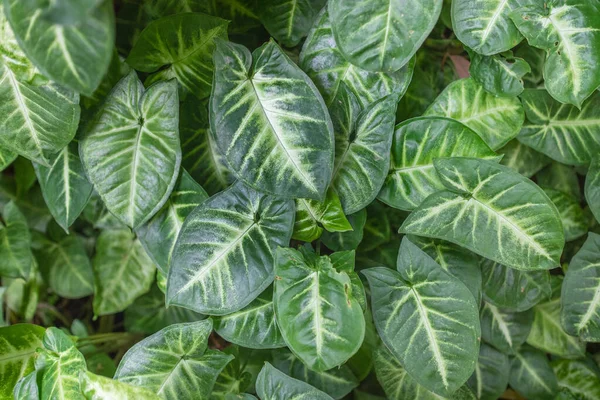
[363,237,480,397]
[400,157,564,271]
[81,71,181,229]
[273,246,365,372]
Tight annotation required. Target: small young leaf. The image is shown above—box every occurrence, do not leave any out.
[321,208,367,251]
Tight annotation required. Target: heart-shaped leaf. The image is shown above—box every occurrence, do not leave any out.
[363,237,480,397]
[81,71,181,229]
[210,39,334,200]
[328,0,442,72]
[0,324,44,398]
[425,78,524,150]
[274,246,365,371]
[378,116,498,211]
[400,157,564,271]
[167,181,294,315]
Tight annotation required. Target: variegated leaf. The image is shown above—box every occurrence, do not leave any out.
[0,324,44,399]
[0,201,33,278]
[510,0,600,107]
[518,89,600,166]
[300,8,414,107]
[81,71,181,229]
[467,343,510,400]
[0,63,80,166]
[537,162,581,201]
[481,258,551,311]
[321,208,366,252]
[272,349,359,399]
[328,0,442,72]
[378,116,498,211]
[210,39,334,200]
[214,287,285,349]
[509,345,559,399]
[515,44,546,88]
[92,229,156,316]
[273,246,365,372]
[330,89,397,214]
[363,237,480,397]
[552,358,600,400]
[167,181,294,315]
[292,187,351,243]
[400,158,564,271]
[126,13,228,99]
[561,233,600,341]
[137,170,208,274]
[469,50,531,97]
[542,187,586,242]
[586,157,600,223]
[497,139,550,178]
[80,371,160,400]
[36,327,86,400]
[259,0,326,47]
[424,78,524,150]
[0,146,16,172]
[527,276,585,358]
[13,371,38,400]
[452,0,525,55]
[5,0,114,95]
[33,141,93,232]
[256,362,333,400]
[115,320,233,399]
[480,302,533,354]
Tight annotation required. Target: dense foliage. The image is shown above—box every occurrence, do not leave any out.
[1,0,600,399]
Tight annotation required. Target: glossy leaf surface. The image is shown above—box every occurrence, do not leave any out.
[81,371,160,400]
[167,182,294,315]
[400,157,564,271]
[543,187,586,242]
[0,324,44,398]
[292,188,351,243]
[256,362,333,400]
[469,51,530,97]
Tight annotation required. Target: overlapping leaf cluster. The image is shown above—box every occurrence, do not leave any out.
[1,0,600,399]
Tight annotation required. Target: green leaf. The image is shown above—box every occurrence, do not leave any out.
[33,141,93,232]
[452,0,524,55]
[0,63,80,165]
[0,146,16,172]
[0,201,33,278]
[510,0,600,107]
[210,39,334,200]
[331,91,397,214]
[515,44,545,88]
[212,346,266,399]
[126,13,228,100]
[518,89,600,165]
[81,71,181,229]
[481,258,551,311]
[36,327,86,400]
[4,0,115,95]
[424,78,524,150]
[542,187,587,242]
[273,246,365,371]
[562,232,600,341]
[292,187,352,243]
[36,234,94,299]
[115,320,233,399]
[137,170,208,274]
[480,302,533,354]
[321,208,366,251]
[179,99,232,195]
[469,51,531,97]
[300,8,414,107]
[272,349,358,399]
[378,116,498,211]
[328,0,442,72]
[259,0,325,47]
[586,157,600,223]
[467,343,510,400]
[527,277,585,358]
[363,237,480,397]
[256,362,334,400]
[497,139,550,178]
[92,229,156,316]
[124,284,205,335]
[214,287,285,349]
[537,162,581,201]
[552,358,600,400]
[400,157,564,271]
[167,181,294,315]
[373,345,477,400]
[13,371,38,400]
[0,324,44,398]
[359,201,391,252]
[80,371,160,400]
[509,345,558,400]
